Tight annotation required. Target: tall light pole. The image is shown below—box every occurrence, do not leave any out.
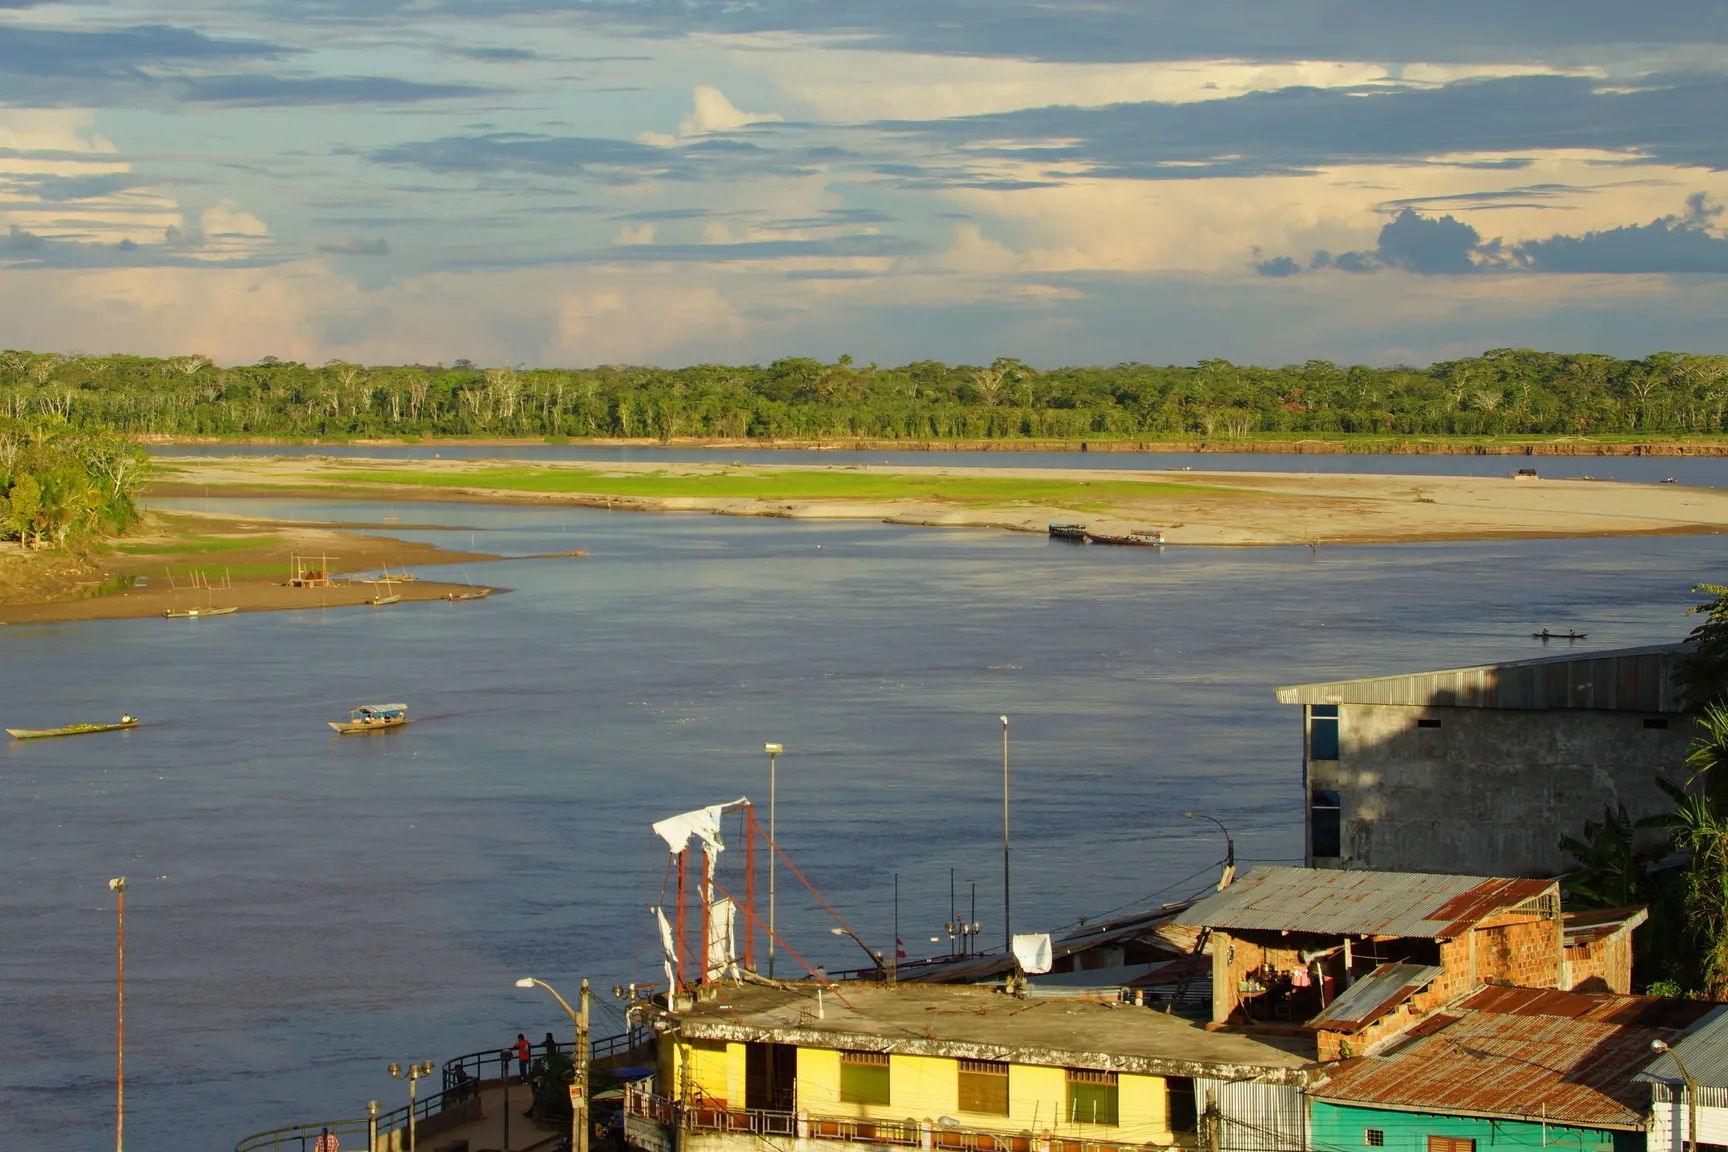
[388,1061,436,1152]
[1653,1039,1698,1152]
[1182,813,1237,890]
[765,742,782,978]
[517,977,591,1152]
[1000,716,1010,956]
[109,877,126,1152]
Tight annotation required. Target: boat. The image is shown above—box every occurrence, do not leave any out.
[446,587,491,601]
[163,606,238,619]
[8,715,139,740]
[1048,524,1088,540]
[1662,477,1678,484]
[1084,531,1165,546]
[371,593,402,606]
[329,704,410,734]
[1532,630,1588,640]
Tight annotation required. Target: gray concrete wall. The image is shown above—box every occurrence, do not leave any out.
[1305,703,1700,877]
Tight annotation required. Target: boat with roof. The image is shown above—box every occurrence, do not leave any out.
[329,704,410,734]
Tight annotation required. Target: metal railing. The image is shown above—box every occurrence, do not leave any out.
[235,1027,644,1152]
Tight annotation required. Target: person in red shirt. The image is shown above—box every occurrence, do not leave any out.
[514,1033,532,1078]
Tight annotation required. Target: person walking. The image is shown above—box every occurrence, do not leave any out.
[515,1033,532,1078]
[313,1126,339,1152]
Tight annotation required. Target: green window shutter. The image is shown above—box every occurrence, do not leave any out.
[958,1060,1010,1116]
[1065,1069,1119,1126]
[840,1051,891,1106]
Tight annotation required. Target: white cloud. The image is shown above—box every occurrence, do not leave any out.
[678,85,782,136]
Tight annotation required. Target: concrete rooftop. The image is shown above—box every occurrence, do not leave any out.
[662,982,1315,1084]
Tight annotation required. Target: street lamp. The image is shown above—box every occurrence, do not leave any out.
[109,877,126,1152]
[388,1061,436,1152]
[517,976,592,1152]
[765,742,783,978]
[1000,716,1010,956]
[1653,1039,1698,1152]
[1183,813,1236,890]
[829,927,885,971]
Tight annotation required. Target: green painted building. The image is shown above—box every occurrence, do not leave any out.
[1310,1097,1641,1152]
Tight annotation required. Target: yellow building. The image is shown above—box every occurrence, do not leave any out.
[624,983,1312,1152]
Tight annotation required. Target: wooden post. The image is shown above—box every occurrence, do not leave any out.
[744,806,756,972]
[676,849,687,989]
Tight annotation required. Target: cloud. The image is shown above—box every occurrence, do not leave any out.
[1372,208,1495,274]
[368,130,822,183]
[317,236,391,256]
[1517,193,1728,272]
[678,85,781,136]
[1253,254,1301,277]
[180,75,490,106]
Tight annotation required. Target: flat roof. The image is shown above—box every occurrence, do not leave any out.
[1173,867,1555,939]
[1275,643,1687,713]
[662,982,1314,1084]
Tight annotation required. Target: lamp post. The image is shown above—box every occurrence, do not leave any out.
[517,977,591,1152]
[1652,1039,1698,1152]
[1000,716,1010,956]
[388,1060,436,1152]
[109,877,125,1152]
[366,1100,378,1152]
[829,927,885,972]
[765,742,782,978]
[1182,813,1236,890]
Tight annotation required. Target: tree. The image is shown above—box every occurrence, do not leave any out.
[1558,804,1639,908]
[1648,778,1728,998]
[1676,584,1728,707]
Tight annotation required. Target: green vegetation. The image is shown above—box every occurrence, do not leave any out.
[1677,584,1728,707]
[324,466,1226,505]
[3,348,1727,442]
[1,419,148,550]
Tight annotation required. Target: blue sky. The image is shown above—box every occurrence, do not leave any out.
[0,0,1726,366]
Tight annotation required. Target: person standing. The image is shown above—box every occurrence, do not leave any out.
[515,1033,532,1078]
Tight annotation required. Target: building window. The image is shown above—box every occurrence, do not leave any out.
[840,1050,890,1106]
[957,1059,1009,1115]
[1428,1138,1475,1152]
[1066,1069,1118,1126]
[1310,704,1340,760]
[1417,718,1441,729]
[1166,1077,1197,1133]
[1646,718,1670,729]
[1311,789,1342,859]
[1366,1131,1385,1147]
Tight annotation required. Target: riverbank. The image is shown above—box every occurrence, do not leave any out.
[0,510,504,624]
[145,455,1728,547]
[138,433,1728,457]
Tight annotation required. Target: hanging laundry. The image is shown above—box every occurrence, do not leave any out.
[1012,933,1053,975]
[652,797,749,854]
[1289,966,1312,988]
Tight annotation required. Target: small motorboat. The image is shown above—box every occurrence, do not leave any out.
[1085,531,1165,546]
[163,606,238,619]
[1532,630,1588,641]
[1049,524,1088,541]
[9,715,139,740]
[1661,477,1678,484]
[330,704,410,734]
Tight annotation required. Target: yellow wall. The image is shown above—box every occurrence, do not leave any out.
[668,1041,1179,1143]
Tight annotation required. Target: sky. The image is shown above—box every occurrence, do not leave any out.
[0,1,1726,367]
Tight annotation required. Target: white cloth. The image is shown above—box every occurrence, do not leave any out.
[1012,932,1053,975]
[651,797,749,854]
[656,907,679,990]
[706,897,738,980]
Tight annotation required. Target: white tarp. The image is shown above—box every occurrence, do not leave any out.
[1013,933,1053,975]
[656,907,679,989]
[651,797,750,855]
[706,897,738,980]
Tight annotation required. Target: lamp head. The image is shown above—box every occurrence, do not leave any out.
[1182,812,1196,819]
[1652,1039,1672,1053]
[388,1063,402,1079]
[421,1061,436,1076]
[765,743,782,754]
[109,877,126,892]
[999,716,1008,726]
[515,977,536,988]
[830,928,846,936]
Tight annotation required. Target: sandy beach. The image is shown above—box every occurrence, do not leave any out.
[149,454,1728,546]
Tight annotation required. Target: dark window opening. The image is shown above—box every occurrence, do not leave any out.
[1417,718,1442,729]
[1166,1077,1196,1134]
[1312,789,1342,859]
[745,1042,797,1112]
[1366,1131,1385,1148]
[1646,718,1670,730]
[957,1059,1009,1115]
[1310,704,1340,760]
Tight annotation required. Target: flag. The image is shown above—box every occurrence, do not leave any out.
[896,938,906,959]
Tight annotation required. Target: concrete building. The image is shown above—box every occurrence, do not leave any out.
[1638,1004,1728,1152]
[1276,644,1699,877]
[1312,985,1714,1152]
[623,982,1315,1152]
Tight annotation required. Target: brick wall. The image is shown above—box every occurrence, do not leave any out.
[1565,933,1634,994]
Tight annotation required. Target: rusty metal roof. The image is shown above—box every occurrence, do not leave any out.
[1275,643,1688,713]
[1563,906,1649,948]
[1461,985,1716,1029]
[1314,987,1706,1129]
[1637,1006,1728,1089]
[1309,962,1442,1033]
[1173,867,1556,939]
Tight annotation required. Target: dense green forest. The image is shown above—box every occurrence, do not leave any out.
[0,420,148,549]
[0,348,1725,441]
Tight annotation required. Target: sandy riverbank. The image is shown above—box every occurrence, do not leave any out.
[0,510,508,624]
[147,455,1728,546]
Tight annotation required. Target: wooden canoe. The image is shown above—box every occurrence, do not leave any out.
[372,594,403,606]
[163,606,239,619]
[8,717,140,740]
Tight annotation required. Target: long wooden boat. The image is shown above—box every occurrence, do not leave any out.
[372,593,403,606]
[8,716,139,740]
[446,587,491,601]
[164,606,239,619]
[1532,630,1588,640]
[1048,524,1088,540]
[1084,531,1165,546]
[330,704,410,734]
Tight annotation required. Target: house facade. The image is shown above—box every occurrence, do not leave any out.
[1637,1004,1728,1152]
[1276,644,1697,877]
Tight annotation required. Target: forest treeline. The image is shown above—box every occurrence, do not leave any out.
[1,348,1726,441]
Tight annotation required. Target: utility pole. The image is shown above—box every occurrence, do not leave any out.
[576,979,592,1152]
[1000,716,1011,956]
[109,877,126,1152]
[890,873,899,985]
[765,743,782,978]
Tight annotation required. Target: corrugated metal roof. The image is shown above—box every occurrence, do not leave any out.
[1636,1006,1728,1088]
[1460,985,1716,1029]
[1173,867,1556,939]
[1274,643,1688,713]
[1563,906,1649,947]
[1309,962,1442,1033]
[1315,990,1700,1129]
